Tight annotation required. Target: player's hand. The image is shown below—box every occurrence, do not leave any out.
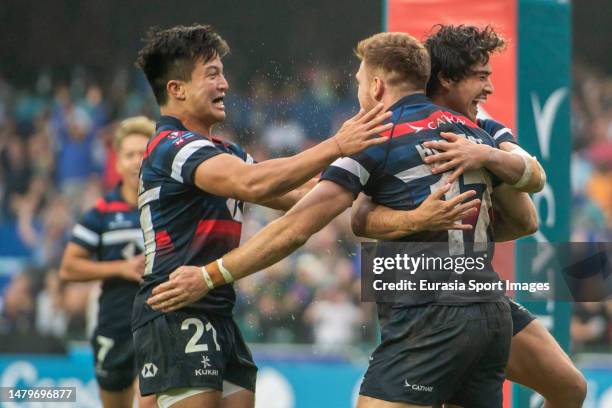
[422,132,491,183]
[118,254,145,283]
[332,103,393,156]
[411,183,480,231]
[147,266,208,312]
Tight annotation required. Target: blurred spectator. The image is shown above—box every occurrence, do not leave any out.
[0,272,34,335]
[262,112,306,156]
[571,302,611,352]
[50,85,100,205]
[0,134,31,219]
[35,268,69,337]
[32,193,75,266]
[305,287,363,351]
[571,62,612,247]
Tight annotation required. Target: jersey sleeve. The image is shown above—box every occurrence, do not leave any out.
[479,118,516,147]
[69,208,103,253]
[152,132,225,186]
[320,148,383,197]
[226,140,255,164]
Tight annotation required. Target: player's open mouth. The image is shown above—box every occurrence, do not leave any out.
[212,96,225,109]
[473,96,487,105]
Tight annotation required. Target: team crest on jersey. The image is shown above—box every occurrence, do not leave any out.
[169,131,197,147]
[109,212,133,229]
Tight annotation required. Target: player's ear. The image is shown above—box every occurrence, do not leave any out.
[437,72,454,91]
[167,80,186,101]
[372,76,385,102]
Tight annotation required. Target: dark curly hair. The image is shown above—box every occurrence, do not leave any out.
[136,24,230,105]
[424,25,506,96]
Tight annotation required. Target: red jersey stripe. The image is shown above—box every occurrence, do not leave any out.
[380,110,478,138]
[96,199,132,213]
[145,130,174,158]
[194,220,242,238]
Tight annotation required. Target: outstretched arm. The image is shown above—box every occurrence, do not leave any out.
[195,106,391,204]
[147,181,355,312]
[257,178,318,211]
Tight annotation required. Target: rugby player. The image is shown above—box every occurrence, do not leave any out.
[148,32,540,407]
[59,116,157,408]
[131,24,392,408]
[351,25,586,408]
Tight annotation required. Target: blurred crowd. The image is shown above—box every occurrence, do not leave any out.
[0,60,611,353]
[568,62,612,352]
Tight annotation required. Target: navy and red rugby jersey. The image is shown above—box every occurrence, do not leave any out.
[69,184,143,334]
[477,117,516,147]
[132,116,252,330]
[321,93,504,305]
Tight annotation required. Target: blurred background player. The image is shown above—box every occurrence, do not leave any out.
[148,31,539,408]
[351,25,586,408]
[59,116,158,408]
[131,24,391,408]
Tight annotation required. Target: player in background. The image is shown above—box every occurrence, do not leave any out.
[148,32,540,407]
[131,24,391,408]
[350,25,586,408]
[59,116,157,408]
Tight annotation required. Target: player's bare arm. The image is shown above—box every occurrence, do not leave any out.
[418,134,541,238]
[423,132,546,193]
[195,105,391,204]
[147,180,354,312]
[59,243,145,283]
[257,177,318,211]
[352,181,538,243]
[353,184,537,243]
[490,183,538,241]
[351,185,480,241]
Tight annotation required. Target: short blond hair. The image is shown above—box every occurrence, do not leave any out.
[114,116,156,151]
[355,32,430,90]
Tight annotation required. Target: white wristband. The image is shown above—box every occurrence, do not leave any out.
[510,150,533,189]
[201,266,215,289]
[217,258,235,284]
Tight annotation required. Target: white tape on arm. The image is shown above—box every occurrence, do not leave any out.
[510,149,534,189]
[201,266,215,289]
[217,258,235,284]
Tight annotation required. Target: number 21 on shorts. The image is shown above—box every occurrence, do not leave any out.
[181,318,221,353]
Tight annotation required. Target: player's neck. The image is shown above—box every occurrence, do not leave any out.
[430,93,452,111]
[381,89,424,110]
[120,183,138,207]
[430,93,472,118]
[160,106,213,137]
